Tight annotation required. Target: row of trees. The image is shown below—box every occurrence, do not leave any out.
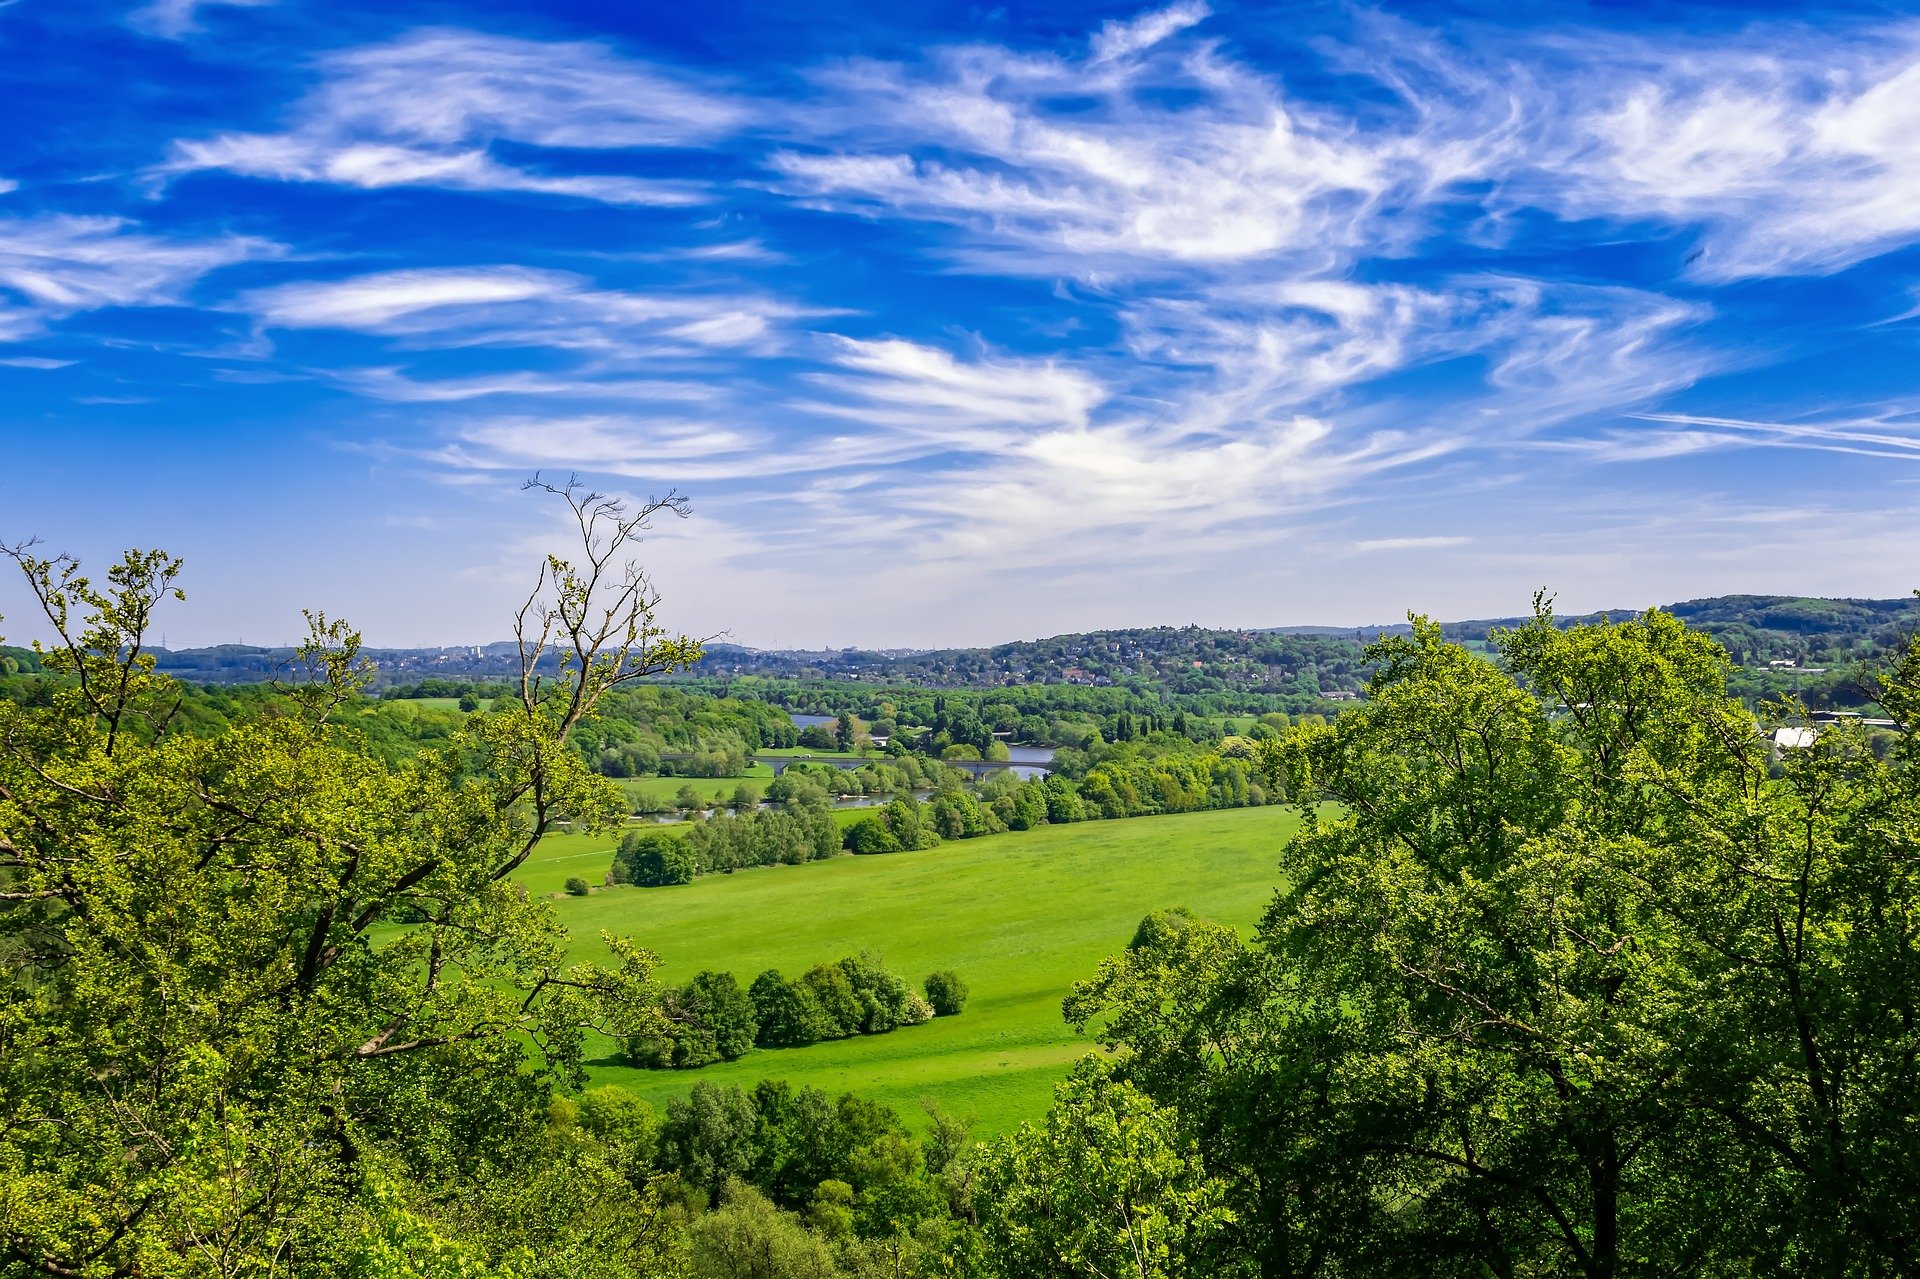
[610,742,1278,889]
[626,955,963,1068]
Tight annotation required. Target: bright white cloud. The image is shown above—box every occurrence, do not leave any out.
[768,6,1513,278]
[803,337,1106,441]
[239,265,815,358]
[1090,1,1211,64]
[1543,26,1920,279]
[166,29,746,205]
[0,214,273,339]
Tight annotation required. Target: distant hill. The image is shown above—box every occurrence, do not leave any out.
[122,594,1919,707]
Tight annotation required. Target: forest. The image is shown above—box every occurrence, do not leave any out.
[4,498,1918,1279]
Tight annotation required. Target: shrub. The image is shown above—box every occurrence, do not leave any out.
[563,876,590,896]
[924,970,969,1017]
[1129,906,1201,952]
[625,970,759,1069]
[614,830,696,886]
[844,816,901,855]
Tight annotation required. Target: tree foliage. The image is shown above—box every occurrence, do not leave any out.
[0,479,703,1277]
[1034,604,1920,1277]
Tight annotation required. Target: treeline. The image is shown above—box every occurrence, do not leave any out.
[614,786,841,884]
[678,675,1313,746]
[611,741,1275,885]
[626,954,964,1069]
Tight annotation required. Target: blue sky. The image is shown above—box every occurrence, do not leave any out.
[2,0,1918,648]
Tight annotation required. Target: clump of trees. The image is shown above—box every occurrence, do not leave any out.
[657,1079,978,1272]
[981,602,1920,1278]
[843,795,944,854]
[610,780,839,884]
[626,970,760,1068]
[624,953,941,1068]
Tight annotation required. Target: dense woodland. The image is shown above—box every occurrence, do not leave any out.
[4,505,1919,1279]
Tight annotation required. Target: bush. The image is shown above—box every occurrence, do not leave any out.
[924,970,969,1017]
[625,970,759,1069]
[563,876,590,896]
[844,816,902,855]
[1129,905,1202,951]
[613,830,696,886]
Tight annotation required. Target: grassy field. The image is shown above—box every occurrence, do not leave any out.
[524,805,1298,1134]
[617,767,773,809]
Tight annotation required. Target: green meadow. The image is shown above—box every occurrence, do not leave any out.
[524,805,1299,1134]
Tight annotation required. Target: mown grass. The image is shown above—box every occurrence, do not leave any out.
[617,767,772,809]
[523,805,1298,1134]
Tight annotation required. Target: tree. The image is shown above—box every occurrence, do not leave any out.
[613,829,696,886]
[661,1083,761,1203]
[923,971,968,1017]
[564,875,591,896]
[801,963,865,1039]
[751,970,831,1049]
[687,1180,839,1279]
[677,782,707,813]
[1061,605,1920,1277]
[980,1059,1232,1279]
[0,478,703,1276]
[844,816,902,855]
[679,969,759,1064]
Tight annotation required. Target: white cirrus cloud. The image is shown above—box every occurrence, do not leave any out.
[1539,24,1920,280]
[238,265,819,359]
[767,4,1514,278]
[130,0,273,40]
[337,367,726,405]
[798,336,1108,447]
[0,214,275,340]
[164,28,747,206]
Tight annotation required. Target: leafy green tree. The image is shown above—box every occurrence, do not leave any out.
[680,970,759,1065]
[802,963,865,1039]
[923,971,969,1017]
[0,480,704,1277]
[661,1082,762,1203]
[1127,906,1201,952]
[980,1060,1232,1279]
[574,1086,660,1164]
[564,875,591,896]
[687,1180,839,1279]
[837,951,919,1033]
[613,829,697,886]
[844,816,902,855]
[1062,605,1920,1278]
[751,970,832,1048]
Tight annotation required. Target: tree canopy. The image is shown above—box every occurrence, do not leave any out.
[0,482,705,1277]
[1031,602,1920,1278]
